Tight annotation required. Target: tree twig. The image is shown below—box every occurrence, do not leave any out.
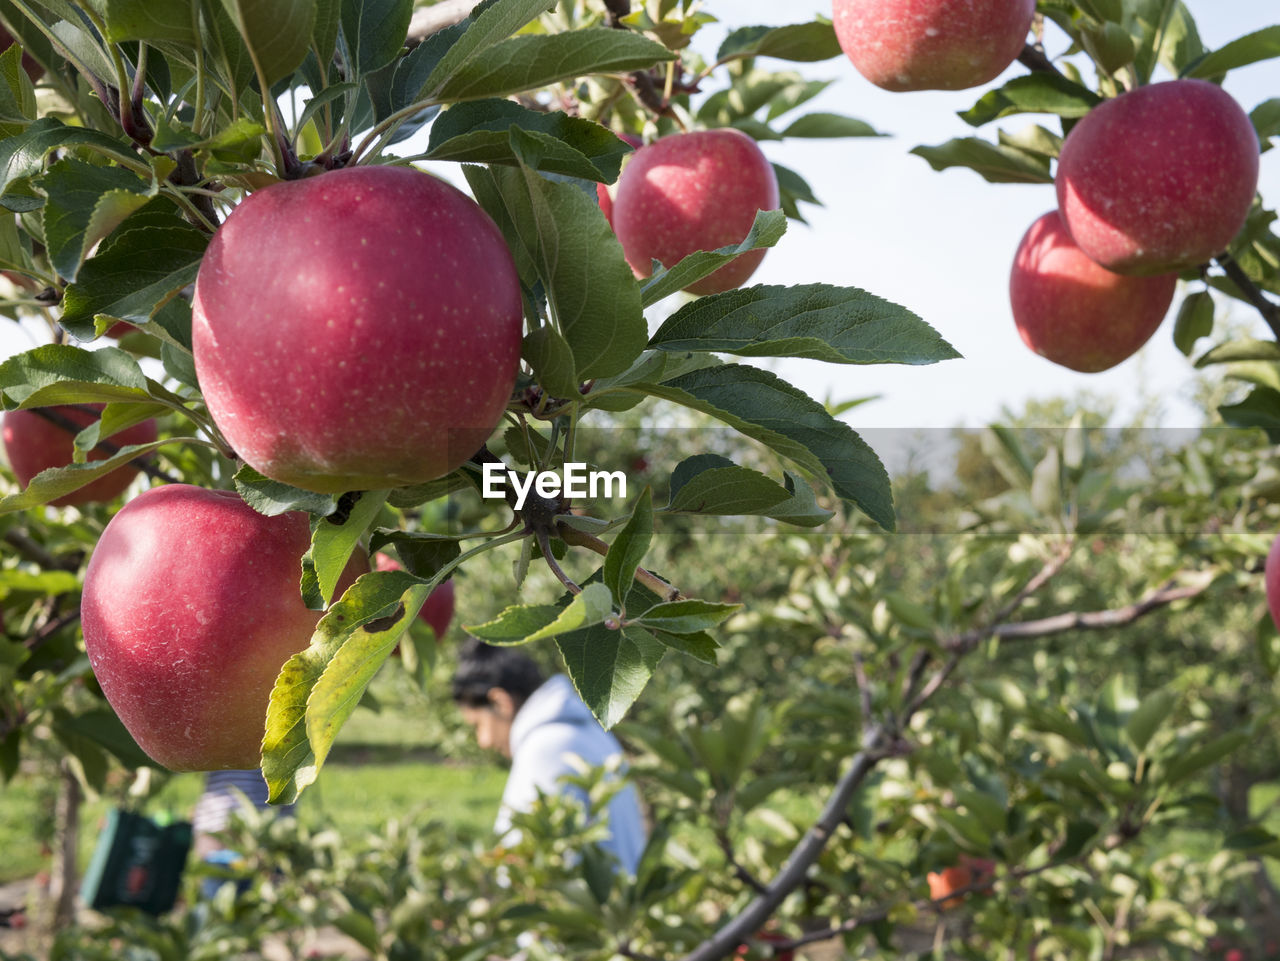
[679,726,890,961]
[557,524,684,601]
[2,529,79,571]
[943,572,1215,652]
[30,406,179,485]
[1215,252,1280,340]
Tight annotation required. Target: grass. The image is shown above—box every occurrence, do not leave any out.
[0,694,508,885]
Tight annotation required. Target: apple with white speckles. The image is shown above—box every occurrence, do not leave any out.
[1010,211,1176,373]
[611,129,780,295]
[1056,79,1261,275]
[81,484,368,771]
[832,0,1035,92]
[192,165,523,494]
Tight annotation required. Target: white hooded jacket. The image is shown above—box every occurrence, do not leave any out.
[494,673,646,874]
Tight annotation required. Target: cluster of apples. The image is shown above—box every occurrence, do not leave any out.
[4,165,488,771]
[832,0,1261,373]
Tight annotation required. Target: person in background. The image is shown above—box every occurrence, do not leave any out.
[192,769,295,898]
[451,638,646,874]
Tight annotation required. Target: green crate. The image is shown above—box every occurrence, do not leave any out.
[80,808,192,915]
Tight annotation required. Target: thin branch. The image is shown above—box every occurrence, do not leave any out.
[25,608,80,651]
[1017,41,1064,77]
[558,524,684,601]
[715,828,769,896]
[679,727,890,961]
[943,572,1215,651]
[535,528,581,595]
[3,529,79,572]
[1215,252,1280,340]
[30,406,180,485]
[988,540,1074,627]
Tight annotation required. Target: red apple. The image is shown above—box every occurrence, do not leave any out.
[927,854,995,909]
[611,129,779,295]
[2,404,159,506]
[832,0,1035,92]
[374,552,455,639]
[81,484,367,771]
[192,165,522,494]
[598,133,642,225]
[1010,211,1176,372]
[1056,79,1260,275]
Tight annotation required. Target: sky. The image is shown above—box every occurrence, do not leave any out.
[0,1,1276,437]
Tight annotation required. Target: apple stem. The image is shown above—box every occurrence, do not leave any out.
[534,528,581,595]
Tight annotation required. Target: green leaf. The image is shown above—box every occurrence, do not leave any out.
[959,73,1102,127]
[219,0,316,87]
[556,622,665,729]
[649,283,959,365]
[1161,730,1250,786]
[234,465,340,517]
[521,582,614,643]
[263,569,435,802]
[522,326,580,398]
[1173,290,1215,355]
[1194,338,1280,367]
[467,603,562,644]
[1126,688,1176,753]
[639,210,787,307]
[0,44,35,131]
[780,112,882,138]
[37,158,153,282]
[0,344,150,408]
[300,491,385,609]
[1184,26,1280,79]
[1219,386,1280,441]
[603,488,653,608]
[101,0,197,44]
[434,29,674,102]
[60,216,207,340]
[716,21,841,63]
[911,138,1054,184]
[1253,98,1280,150]
[649,627,719,664]
[631,365,895,530]
[666,455,791,515]
[0,568,81,600]
[339,0,412,77]
[0,435,183,512]
[631,599,739,634]
[427,99,632,183]
[424,0,555,97]
[0,117,143,209]
[1029,446,1062,519]
[463,161,645,379]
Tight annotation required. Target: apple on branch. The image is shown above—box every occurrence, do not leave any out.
[81,484,368,771]
[2,404,159,506]
[192,164,523,495]
[832,0,1035,92]
[611,128,780,295]
[1056,79,1261,275]
[1010,211,1177,373]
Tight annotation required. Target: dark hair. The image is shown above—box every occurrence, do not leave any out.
[451,637,544,710]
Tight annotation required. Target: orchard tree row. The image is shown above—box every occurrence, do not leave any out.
[0,0,1279,958]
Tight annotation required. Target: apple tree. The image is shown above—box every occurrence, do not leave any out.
[1,0,1280,957]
